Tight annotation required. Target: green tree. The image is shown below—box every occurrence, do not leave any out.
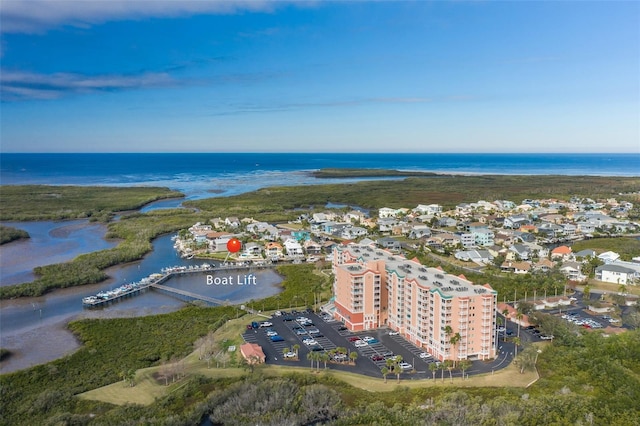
[429,361,439,380]
[381,366,389,383]
[349,351,358,365]
[459,360,472,380]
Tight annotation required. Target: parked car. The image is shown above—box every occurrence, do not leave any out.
[308,328,321,334]
[266,330,278,337]
[354,340,368,348]
[399,362,413,370]
[347,336,361,342]
[540,335,554,340]
[284,351,296,358]
[388,331,399,336]
[270,335,284,342]
[338,326,348,331]
[362,336,376,342]
[260,321,273,328]
[371,354,385,361]
[419,352,431,359]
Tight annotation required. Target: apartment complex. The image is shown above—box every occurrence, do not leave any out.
[332,244,497,361]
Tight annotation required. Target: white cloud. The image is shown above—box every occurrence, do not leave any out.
[0,0,290,34]
[1,70,174,100]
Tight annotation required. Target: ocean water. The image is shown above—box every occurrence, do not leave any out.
[1,153,638,199]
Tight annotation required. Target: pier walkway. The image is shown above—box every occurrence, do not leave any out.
[82,262,277,308]
[149,282,228,305]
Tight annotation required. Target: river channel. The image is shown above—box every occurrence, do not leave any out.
[0,228,283,373]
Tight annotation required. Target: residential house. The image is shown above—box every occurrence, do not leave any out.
[242,242,262,258]
[501,261,532,274]
[508,244,532,261]
[283,238,304,257]
[596,264,637,285]
[550,246,572,261]
[560,261,585,281]
[205,231,234,252]
[454,249,493,265]
[265,242,283,260]
[472,229,495,247]
[598,251,621,264]
[377,217,398,233]
[291,230,311,241]
[341,225,368,240]
[532,258,555,273]
[438,217,458,228]
[224,217,241,228]
[574,249,597,260]
[414,204,443,215]
[377,237,402,251]
[504,214,531,229]
[303,240,322,255]
[344,210,368,223]
[409,224,432,239]
[459,233,476,249]
[378,207,401,218]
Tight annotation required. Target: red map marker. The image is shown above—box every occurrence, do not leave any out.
[226,238,242,253]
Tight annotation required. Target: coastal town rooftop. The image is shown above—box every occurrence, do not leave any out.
[336,244,495,298]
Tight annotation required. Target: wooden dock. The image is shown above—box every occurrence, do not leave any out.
[82,262,277,308]
[150,282,228,305]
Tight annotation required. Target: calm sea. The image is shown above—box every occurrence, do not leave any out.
[1,153,638,199]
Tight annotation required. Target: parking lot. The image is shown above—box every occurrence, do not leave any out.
[242,310,511,379]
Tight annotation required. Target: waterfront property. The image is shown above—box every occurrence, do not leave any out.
[332,243,497,362]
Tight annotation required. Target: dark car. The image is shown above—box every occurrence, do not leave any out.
[371,354,384,361]
[338,326,348,331]
[271,335,285,342]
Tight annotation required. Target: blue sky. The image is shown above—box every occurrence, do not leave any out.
[1,1,638,153]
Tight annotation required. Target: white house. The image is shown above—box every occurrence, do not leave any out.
[414,204,443,215]
[596,264,637,285]
[283,238,304,257]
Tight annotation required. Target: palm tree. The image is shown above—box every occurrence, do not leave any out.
[516,312,523,339]
[320,352,330,369]
[449,332,461,366]
[283,347,290,358]
[393,355,403,383]
[444,360,455,383]
[381,366,389,383]
[429,362,439,380]
[513,336,521,358]
[440,362,447,382]
[293,344,300,359]
[307,352,315,369]
[459,360,472,380]
[349,351,358,365]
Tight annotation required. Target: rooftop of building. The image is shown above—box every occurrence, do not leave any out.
[336,244,495,298]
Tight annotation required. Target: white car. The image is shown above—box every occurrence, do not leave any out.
[354,340,368,347]
[609,318,621,324]
[540,335,554,340]
[399,362,413,370]
[362,336,376,342]
[266,330,278,337]
[418,352,431,359]
[260,321,273,328]
[303,339,318,346]
[283,351,296,358]
[388,331,399,336]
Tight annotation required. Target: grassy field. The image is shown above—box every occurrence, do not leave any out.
[185,175,640,216]
[0,185,183,221]
[572,237,640,261]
